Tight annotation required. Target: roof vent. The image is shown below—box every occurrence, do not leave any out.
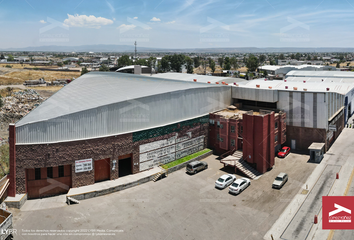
[234,83,239,86]
[268,86,272,89]
[303,88,307,91]
[293,87,298,90]
[285,86,288,89]
[222,81,226,85]
[284,80,287,82]
[207,81,211,84]
[216,82,219,84]
[327,88,330,91]
[303,81,306,83]
[193,79,197,82]
[256,84,260,88]
[265,78,267,81]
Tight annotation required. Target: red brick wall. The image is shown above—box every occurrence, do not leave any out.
[15,121,209,194]
[8,124,16,197]
[243,112,276,174]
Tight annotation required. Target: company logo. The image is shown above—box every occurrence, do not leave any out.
[0,228,17,235]
[323,196,354,229]
[329,204,351,222]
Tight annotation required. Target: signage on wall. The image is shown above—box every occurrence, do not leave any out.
[75,158,93,173]
[329,124,337,132]
[139,134,205,171]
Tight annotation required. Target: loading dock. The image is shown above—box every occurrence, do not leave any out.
[118,154,133,177]
[26,165,72,199]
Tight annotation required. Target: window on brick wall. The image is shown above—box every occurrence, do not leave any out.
[35,168,41,180]
[231,126,235,133]
[58,166,64,177]
[220,137,223,142]
[240,126,243,133]
[217,134,220,141]
[47,167,53,178]
[209,119,214,125]
[275,135,278,142]
[220,124,223,129]
[275,122,278,129]
[231,139,235,146]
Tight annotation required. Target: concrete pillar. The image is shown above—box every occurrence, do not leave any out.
[8,124,16,197]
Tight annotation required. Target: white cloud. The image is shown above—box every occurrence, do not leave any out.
[117,24,136,31]
[150,17,161,22]
[106,1,115,13]
[64,14,114,29]
[39,20,46,24]
[166,21,176,24]
[133,17,138,19]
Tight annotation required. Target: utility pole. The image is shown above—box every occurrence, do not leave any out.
[134,41,137,60]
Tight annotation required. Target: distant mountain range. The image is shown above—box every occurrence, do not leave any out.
[1,45,354,53]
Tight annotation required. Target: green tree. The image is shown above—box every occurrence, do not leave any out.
[185,56,194,74]
[336,62,340,68]
[278,54,285,60]
[223,57,231,70]
[193,57,201,68]
[135,58,148,66]
[209,59,216,73]
[7,55,14,61]
[170,54,185,72]
[290,54,295,59]
[147,57,157,69]
[246,54,259,72]
[57,62,63,67]
[99,64,109,71]
[313,56,318,60]
[218,57,224,68]
[160,56,170,72]
[81,67,89,75]
[307,55,311,61]
[230,57,238,70]
[259,54,266,63]
[118,55,132,66]
[0,54,4,60]
[295,53,301,60]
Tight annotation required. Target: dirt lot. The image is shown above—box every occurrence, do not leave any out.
[12,153,316,240]
[0,67,81,85]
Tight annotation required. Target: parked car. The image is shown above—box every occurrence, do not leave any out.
[278,146,290,158]
[215,174,236,189]
[272,173,288,189]
[186,161,208,174]
[229,178,250,195]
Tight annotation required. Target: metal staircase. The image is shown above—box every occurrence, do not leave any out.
[152,168,167,182]
[221,151,261,179]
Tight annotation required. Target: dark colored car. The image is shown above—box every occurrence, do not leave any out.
[278,146,290,158]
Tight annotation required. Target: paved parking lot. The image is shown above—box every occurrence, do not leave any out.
[12,153,316,240]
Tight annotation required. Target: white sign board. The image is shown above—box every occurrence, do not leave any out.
[75,158,93,173]
[328,124,337,132]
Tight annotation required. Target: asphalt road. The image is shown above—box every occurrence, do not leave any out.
[11,153,316,240]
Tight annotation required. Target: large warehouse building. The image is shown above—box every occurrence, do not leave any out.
[8,72,231,199]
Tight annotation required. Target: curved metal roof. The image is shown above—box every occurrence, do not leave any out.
[16,72,231,144]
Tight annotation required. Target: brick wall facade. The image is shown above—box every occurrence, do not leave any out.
[14,120,209,195]
[208,111,286,173]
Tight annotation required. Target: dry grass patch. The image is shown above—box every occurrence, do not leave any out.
[28,86,63,92]
[0,69,81,85]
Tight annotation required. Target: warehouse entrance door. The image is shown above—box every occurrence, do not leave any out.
[94,158,110,183]
[118,154,132,178]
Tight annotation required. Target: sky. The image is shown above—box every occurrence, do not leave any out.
[1,0,354,49]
